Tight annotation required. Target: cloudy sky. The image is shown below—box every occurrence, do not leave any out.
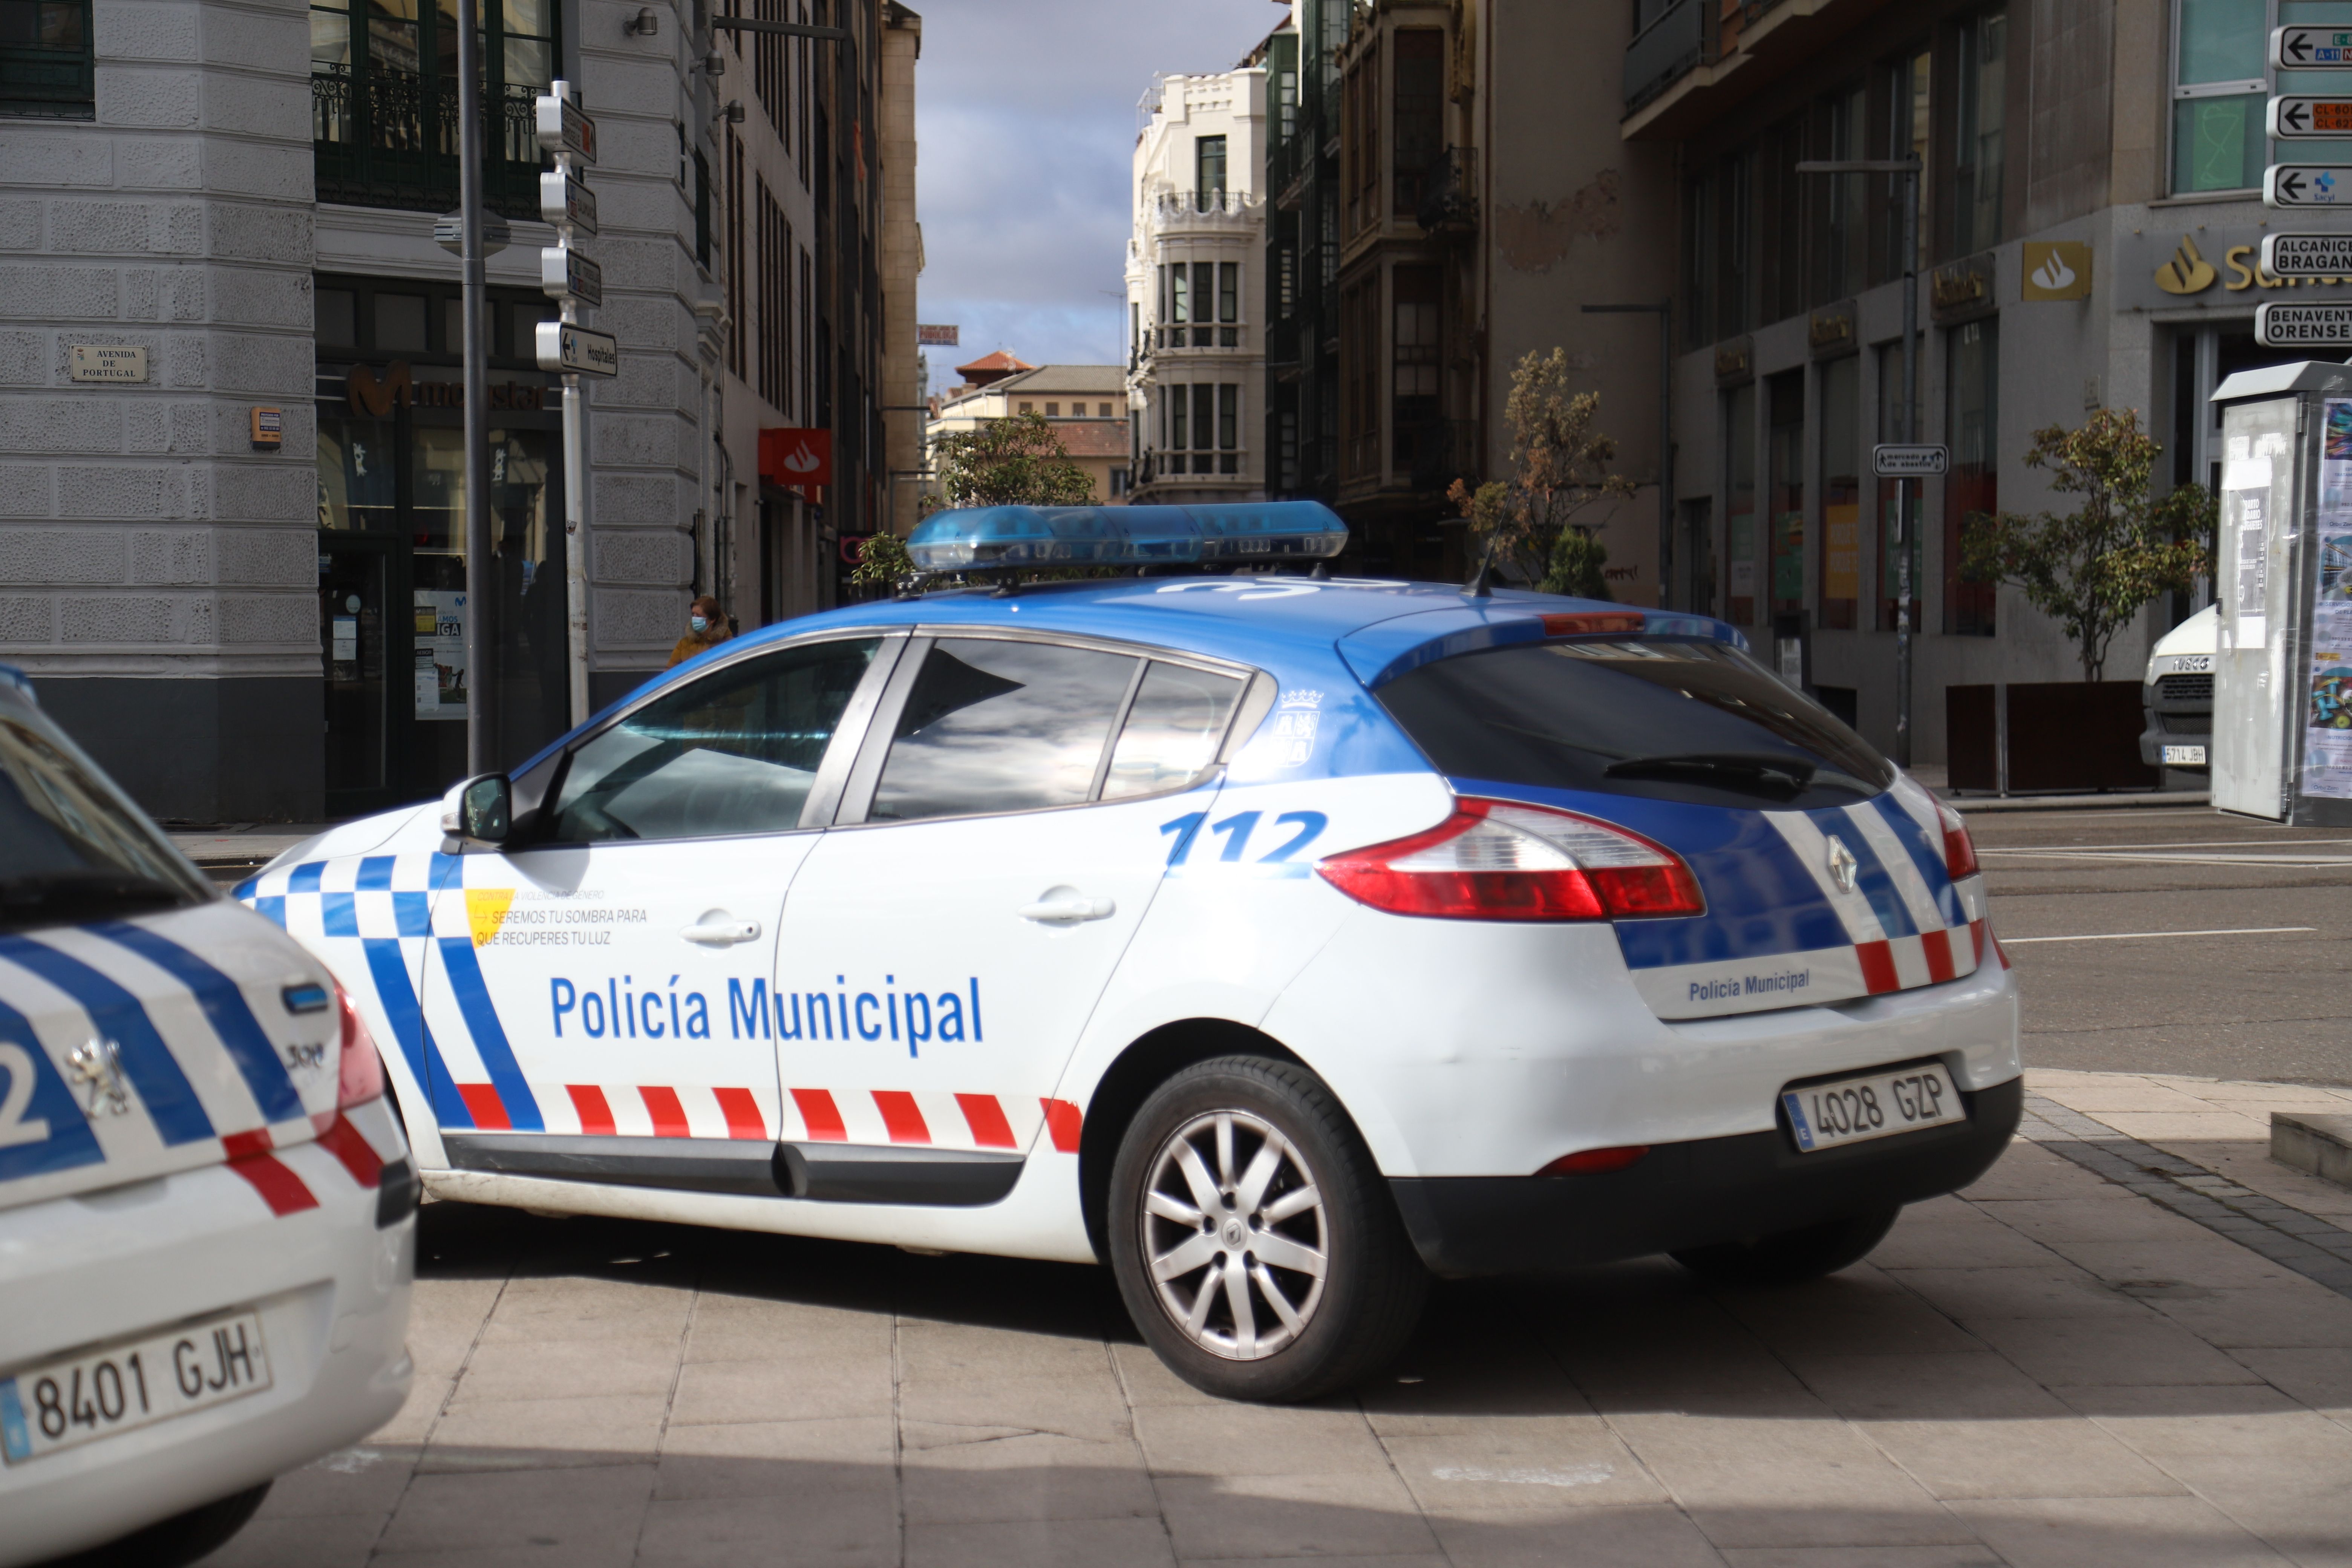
[913,0,1283,386]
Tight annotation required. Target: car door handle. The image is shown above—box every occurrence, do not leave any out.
[1017,893,1116,925]
[680,915,762,946]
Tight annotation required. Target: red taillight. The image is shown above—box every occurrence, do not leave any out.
[1315,799,1704,922]
[1541,612,1647,637]
[1937,800,1980,880]
[1537,1145,1650,1175]
[337,984,385,1109]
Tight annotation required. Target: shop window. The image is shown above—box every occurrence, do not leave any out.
[1767,371,1806,618]
[1724,381,1759,625]
[1818,354,1861,629]
[2171,0,2265,194]
[1,0,92,118]
[1945,318,1999,636]
[1951,8,2006,256]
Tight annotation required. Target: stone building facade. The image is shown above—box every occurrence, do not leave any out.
[0,0,912,820]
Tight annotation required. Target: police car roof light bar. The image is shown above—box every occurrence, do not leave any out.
[904,501,1349,577]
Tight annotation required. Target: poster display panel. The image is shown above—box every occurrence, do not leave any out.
[2310,400,2352,798]
[414,589,468,721]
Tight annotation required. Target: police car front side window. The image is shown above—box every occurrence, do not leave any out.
[548,637,880,842]
[870,639,1139,822]
[1101,662,1245,801]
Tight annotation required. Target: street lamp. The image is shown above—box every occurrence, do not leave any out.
[1795,155,1921,767]
[1580,301,1673,611]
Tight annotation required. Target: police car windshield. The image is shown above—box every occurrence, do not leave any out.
[0,693,213,932]
[1375,637,1894,811]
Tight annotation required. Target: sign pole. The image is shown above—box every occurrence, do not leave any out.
[537,83,602,727]
[456,0,496,773]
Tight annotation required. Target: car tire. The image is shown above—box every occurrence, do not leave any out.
[1669,1206,1902,1287]
[42,1481,271,1568]
[1107,1055,1426,1403]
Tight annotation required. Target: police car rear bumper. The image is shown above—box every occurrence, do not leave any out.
[1387,1075,2021,1279]
[0,1121,415,1568]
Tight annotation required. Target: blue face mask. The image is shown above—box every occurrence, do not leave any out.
[690,615,709,633]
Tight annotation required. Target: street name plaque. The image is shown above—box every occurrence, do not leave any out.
[2256,300,2352,347]
[539,172,598,236]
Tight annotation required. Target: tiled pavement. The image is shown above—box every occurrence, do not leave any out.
[208,1069,2352,1568]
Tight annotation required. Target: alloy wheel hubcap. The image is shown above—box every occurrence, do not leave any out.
[1141,1109,1328,1360]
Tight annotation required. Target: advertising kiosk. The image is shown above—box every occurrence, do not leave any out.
[2211,362,2352,825]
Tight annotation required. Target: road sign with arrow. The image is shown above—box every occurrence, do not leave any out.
[2267,165,2352,208]
[2273,26,2352,69]
[2270,96,2352,138]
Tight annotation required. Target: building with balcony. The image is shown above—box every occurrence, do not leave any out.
[1637,0,2292,764]
[0,0,913,819]
[1126,66,1269,503]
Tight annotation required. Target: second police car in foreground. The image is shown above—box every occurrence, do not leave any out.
[244,502,2020,1402]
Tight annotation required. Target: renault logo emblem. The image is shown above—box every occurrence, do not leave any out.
[1825,837,1859,895]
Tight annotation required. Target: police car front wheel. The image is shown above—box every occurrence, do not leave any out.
[1108,1057,1427,1403]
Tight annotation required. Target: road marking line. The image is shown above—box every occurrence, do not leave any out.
[1981,837,2352,851]
[2003,926,2318,945]
[1979,850,2352,867]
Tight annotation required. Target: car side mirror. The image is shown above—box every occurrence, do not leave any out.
[441,773,511,848]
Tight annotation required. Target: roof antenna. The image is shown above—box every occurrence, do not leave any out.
[1310,559,1331,580]
[1464,529,1498,598]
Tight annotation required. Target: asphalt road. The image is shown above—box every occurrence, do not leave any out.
[1971,803,2352,1087]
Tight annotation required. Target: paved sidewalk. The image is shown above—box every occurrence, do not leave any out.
[210,1069,2352,1568]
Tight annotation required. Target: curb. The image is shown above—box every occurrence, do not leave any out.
[1945,791,2210,814]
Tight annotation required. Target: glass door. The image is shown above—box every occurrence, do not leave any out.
[319,531,410,814]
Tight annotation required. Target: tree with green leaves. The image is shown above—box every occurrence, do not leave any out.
[1447,348,1637,598]
[853,410,1097,587]
[1960,408,2216,681]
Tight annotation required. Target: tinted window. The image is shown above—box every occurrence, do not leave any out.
[1376,638,1894,810]
[0,689,213,933]
[550,637,878,842]
[1102,662,1245,801]
[871,639,1138,821]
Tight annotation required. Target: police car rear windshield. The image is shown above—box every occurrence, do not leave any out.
[1375,637,1895,811]
[0,690,213,932]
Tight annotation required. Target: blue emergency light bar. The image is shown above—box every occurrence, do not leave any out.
[905,501,1348,573]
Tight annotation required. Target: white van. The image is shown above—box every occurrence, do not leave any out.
[2140,603,2217,771]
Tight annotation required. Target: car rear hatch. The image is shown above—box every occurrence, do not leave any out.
[1343,607,1988,1020]
[0,677,340,1212]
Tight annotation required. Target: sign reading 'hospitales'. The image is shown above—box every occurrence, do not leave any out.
[760,428,833,490]
[535,322,618,378]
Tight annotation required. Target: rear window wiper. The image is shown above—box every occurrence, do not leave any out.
[1601,751,1817,800]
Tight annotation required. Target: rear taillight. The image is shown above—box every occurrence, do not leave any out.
[1937,801,1980,880]
[336,983,385,1109]
[1536,1145,1650,1176]
[1315,799,1704,922]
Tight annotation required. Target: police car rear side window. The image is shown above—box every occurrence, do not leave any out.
[0,696,212,932]
[871,639,1139,821]
[1375,637,1894,810]
[1101,663,1245,801]
[549,637,880,841]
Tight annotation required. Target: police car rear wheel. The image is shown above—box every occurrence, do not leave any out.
[1109,1056,1426,1403]
[1669,1205,1902,1287]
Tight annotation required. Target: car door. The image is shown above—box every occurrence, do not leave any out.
[767,632,1255,1202]
[419,632,897,1192]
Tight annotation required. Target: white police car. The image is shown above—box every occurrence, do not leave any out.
[0,668,416,1568]
[242,502,2017,1403]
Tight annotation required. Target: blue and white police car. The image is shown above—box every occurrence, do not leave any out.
[0,669,416,1566]
[242,502,2017,1403]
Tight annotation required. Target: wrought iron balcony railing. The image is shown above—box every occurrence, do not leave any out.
[1623,0,1709,114]
[1413,148,1478,236]
[313,67,547,219]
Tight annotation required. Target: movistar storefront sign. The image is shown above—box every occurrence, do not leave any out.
[2119,224,2352,312]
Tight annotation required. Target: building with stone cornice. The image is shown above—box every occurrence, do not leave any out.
[0,0,912,820]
